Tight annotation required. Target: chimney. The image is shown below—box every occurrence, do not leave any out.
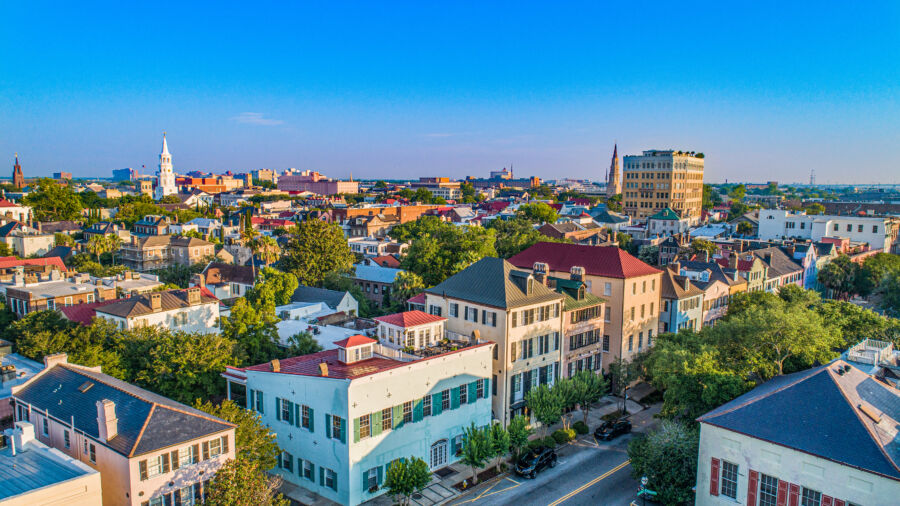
[187,287,201,305]
[43,353,69,369]
[150,293,162,312]
[192,273,205,288]
[96,399,118,442]
[570,266,585,282]
[683,277,690,291]
[533,262,549,285]
[318,362,329,377]
[271,359,280,372]
[729,254,738,269]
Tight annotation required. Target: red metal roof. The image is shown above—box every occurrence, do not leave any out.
[371,255,401,268]
[373,310,446,328]
[407,292,426,304]
[508,242,661,279]
[0,256,67,271]
[0,199,21,208]
[332,334,377,348]
[59,298,125,326]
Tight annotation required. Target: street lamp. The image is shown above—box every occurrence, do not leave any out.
[637,476,657,505]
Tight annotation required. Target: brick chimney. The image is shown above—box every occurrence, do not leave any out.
[318,362,329,377]
[533,262,549,285]
[271,359,280,372]
[150,293,162,312]
[187,287,201,305]
[96,399,118,442]
[570,266,585,282]
[43,353,69,369]
[729,254,739,269]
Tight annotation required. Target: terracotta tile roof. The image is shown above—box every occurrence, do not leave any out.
[371,255,401,268]
[508,242,661,279]
[333,335,377,348]
[0,199,22,208]
[374,310,446,328]
[0,256,67,271]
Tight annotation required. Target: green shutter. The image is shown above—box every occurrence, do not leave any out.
[372,410,383,436]
[377,465,384,485]
[294,404,301,427]
[468,382,477,404]
[319,467,324,486]
[325,414,332,439]
[413,399,424,422]
[362,469,369,491]
[275,397,281,421]
[451,387,460,409]
[247,389,254,410]
[432,393,443,415]
[392,405,402,429]
[340,418,347,444]
[287,401,294,425]
[259,392,264,414]
[353,417,360,443]
[484,378,490,397]
[309,407,315,433]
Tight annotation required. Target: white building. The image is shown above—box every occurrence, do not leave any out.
[757,209,899,253]
[223,333,493,505]
[154,133,177,200]
[696,360,900,506]
[0,199,32,223]
[94,288,219,333]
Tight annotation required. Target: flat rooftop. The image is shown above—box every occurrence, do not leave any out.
[0,440,96,500]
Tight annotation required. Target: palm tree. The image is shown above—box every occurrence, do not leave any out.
[254,236,281,267]
[105,234,123,265]
[87,235,107,263]
[240,213,260,279]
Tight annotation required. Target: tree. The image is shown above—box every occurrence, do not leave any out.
[488,218,569,259]
[627,420,699,505]
[374,180,388,189]
[728,201,750,221]
[489,423,510,471]
[391,270,425,304]
[637,245,659,266]
[22,178,83,221]
[817,255,860,300]
[728,184,746,201]
[87,235,108,262]
[552,377,578,430]
[247,267,298,307]
[254,235,281,267]
[279,219,354,286]
[702,184,722,210]
[803,202,826,215]
[524,384,563,437]
[507,414,534,459]
[105,234,122,265]
[193,399,281,469]
[878,274,900,318]
[396,217,497,286]
[689,239,717,259]
[571,370,609,425]
[203,457,288,506]
[383,457,432,505]
[240,213,261,279]
[615,232,636,255]
[414,187,434,203]
[608,357,640,414]
[736,221,754,236]
[128,328,237,404]
[517,202,558,225]
[606,194,623,212]
[858,253,900,297]
[221,298,283,366]
[285,331,323,356]
[54,233,75,247]
[460,423,492,485]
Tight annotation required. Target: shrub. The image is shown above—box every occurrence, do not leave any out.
[552,430,568,445]
[573,421,589,435]
[527,438,545,451]
[563,428,576,441]
[544,436,559,448]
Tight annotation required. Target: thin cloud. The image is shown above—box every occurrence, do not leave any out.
[231,112,284,126]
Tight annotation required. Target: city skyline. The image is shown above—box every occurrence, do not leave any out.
[2,2,899,184]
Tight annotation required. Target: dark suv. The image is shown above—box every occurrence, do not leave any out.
[593,419,632,441]
[514,446,558,479]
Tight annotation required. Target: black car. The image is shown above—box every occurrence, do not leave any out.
[593,419,632,441]
[514,446,558,479]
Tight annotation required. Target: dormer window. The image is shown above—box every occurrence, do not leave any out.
[527,278,534,295]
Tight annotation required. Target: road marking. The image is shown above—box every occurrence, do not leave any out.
[450,477,522,505]
[547,459,630,506]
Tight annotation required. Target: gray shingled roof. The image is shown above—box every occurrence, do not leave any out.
[95,289,217,318]
[292,285,351,309]
[425,256,563,309]
[751,246,803,278]
[698,361,900,480]
[14,365,233,457]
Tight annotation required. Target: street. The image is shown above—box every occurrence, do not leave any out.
[449,432,643,506]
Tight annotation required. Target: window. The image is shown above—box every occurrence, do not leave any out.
[281,400,291,423]
[833,223,839,231]
[847,224,852,232]
[638,332,643,350]
[647,329,653,346]
[642,280,646,293]
[282,451,293,472]
[604,282,612,296]
[209,437,223,457]
[511,311,517,327]
[873,225,878,233]
[403,401,413,422]
[147,455,165,477]
[630,307,635,320]
[476,379,485,399]
[423,396,432,417]
[857,224,863,233]
[179,485,196,506]
[42,417,49,436]
[179,445,195,467]
[332,415,343,440]
[603,335,610,352]
[325,468,337,491]
[758,474,778,506]
[63,430,70,448]
[441,390,450,411]
[801,487,821,506]
[640,304,645,318]
[628,335,633,351]
[359,414,371,439]
[367,466,379,490]
[302,460,315,481]
[149,497,164,506]
[302,405,311,429]
[450,303,459,317]
[605,307,611,322]
[89,443,96,463]
[255,391,264,413]
[719,461,738,499]
[632,283,636,295]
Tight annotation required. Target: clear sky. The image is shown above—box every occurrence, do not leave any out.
[2,1,898,184]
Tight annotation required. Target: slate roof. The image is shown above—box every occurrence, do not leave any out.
[374,310,446,328]
[589,208,630,224]
[508,242,661,279]
[750,246,803,277]
[425,256,563,309]
[660,267,704,300]
[678,260,747,289]
[95,288,217,318]
[291,285,351,309]
[14,364,233,458]
[38,220,82,234]
[698,361,900,481]
[202,262,255,286]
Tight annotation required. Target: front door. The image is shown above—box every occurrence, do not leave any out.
[430,439,448,469]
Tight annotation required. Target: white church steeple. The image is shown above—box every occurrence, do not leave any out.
[154,132,177,200]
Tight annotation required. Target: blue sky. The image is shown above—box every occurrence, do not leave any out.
[2,1,898,183]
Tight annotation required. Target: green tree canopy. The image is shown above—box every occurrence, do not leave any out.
[285,331,323,356]
[524,384,563,437]
[204,457,288,506]
[507,414,533,459]
[221,297,283,366]
[571,370,609,425]
[627,420,699,505]
[488,217,569,259]
[383,457,432,505]
[23,178,83,221]
[193,399,281,469]
[394,216,497,286]
[460,423,493,485]
[279,219,354,286]
[516,202,558,224]
[247,267,299,307]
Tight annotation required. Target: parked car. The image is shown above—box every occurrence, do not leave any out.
[514,446,558,479]
[593,418,632,441]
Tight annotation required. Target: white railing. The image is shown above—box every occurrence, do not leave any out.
[373,343,418,362]
[847,339,893,365]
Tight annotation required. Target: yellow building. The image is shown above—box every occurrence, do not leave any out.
[622,150,704,224]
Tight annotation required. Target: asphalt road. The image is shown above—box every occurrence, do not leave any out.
[449,432,642,506]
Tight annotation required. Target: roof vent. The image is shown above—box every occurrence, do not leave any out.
[78,381,95,393]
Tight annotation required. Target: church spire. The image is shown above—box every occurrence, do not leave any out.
[606,143,621,199]
[161,132,170,156]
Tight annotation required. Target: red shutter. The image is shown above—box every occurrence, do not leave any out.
[833,500,845,506]
[788,483,800,506]
[822,496,833,506]
[710,458,720,496]
[776,480,789,506]
[747,470,759,506]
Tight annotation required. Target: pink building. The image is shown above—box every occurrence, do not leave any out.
[277,170,359,195]
[11,354,236,506]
